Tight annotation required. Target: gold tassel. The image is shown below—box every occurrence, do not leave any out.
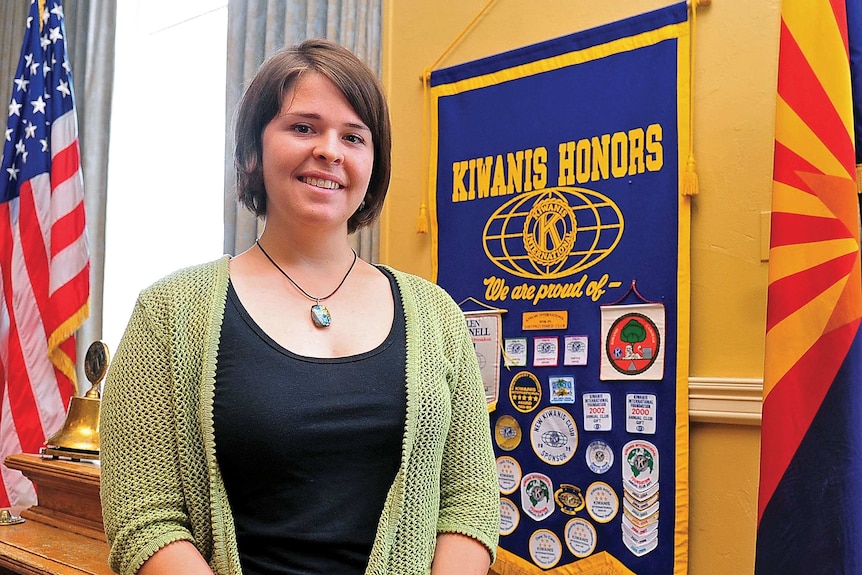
[416,202,429,234]
[682,0,701,197]
[682,154,699,196]
[37,0,46,31]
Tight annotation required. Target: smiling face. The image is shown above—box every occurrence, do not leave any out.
[260,72,374,233]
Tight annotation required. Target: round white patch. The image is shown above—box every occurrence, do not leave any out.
[530,407,578,465]
[586,439,614,474]
[496,455,522,495]
[585,481,619,523]
[564,517,598,558]
[529,529,562,568]
[499,497,520,536]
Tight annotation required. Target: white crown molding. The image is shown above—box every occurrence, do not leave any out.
[688,377,763,425]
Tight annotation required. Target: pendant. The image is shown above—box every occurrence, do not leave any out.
[310,303,332,328]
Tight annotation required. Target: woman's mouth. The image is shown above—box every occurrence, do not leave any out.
[300,176,343,190]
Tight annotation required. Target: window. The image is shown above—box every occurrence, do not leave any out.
[103,0,227,351]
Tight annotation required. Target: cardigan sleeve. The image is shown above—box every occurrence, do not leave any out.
[435,297,501,560]
[100,292,197,575]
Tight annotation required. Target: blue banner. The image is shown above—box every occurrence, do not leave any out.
[430,4,691,574]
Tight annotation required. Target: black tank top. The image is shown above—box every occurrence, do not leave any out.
[213,268,406,575]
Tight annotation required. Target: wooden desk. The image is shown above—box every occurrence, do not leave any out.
[0,454,111,575]
[0,519,111,575]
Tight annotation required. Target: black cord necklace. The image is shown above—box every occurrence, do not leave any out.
[256,239,358,328]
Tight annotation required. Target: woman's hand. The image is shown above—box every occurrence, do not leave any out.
[431,532,492,575]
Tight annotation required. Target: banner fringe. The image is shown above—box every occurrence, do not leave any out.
[492,549,638,575]
[48,302,89,393]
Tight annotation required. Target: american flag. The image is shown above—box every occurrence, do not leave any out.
[0,0,89,508]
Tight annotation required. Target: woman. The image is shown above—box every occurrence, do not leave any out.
[99,39,499,575]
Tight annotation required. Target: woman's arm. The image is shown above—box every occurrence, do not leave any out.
[137,541,214,575]
[101,294,201,574]
[433,295,500,560]
[400,279,499,571]
[431,533,492,575]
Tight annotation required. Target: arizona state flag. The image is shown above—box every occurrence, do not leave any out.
[755,0,862,572]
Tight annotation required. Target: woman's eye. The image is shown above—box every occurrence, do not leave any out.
[344,134,364,144]
[292,124,312,134]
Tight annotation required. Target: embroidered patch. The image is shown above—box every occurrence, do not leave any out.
[549,375,575,404]
[623,528,658,557]
[504,338,528,367]
[494,415,522,452]
[529,529,562,568]
[622,440,659,494]
[499,497,520,536]
[509,371,543,413]
[625,393,657,434]
[496,455,522,495]
[564,517,598,558]
[585,440,614,474]
[600,303,666,380]
[563,335,588,366]
[554,484,586,515]
[530,407,578,465]
[520,472,555,521]
[582,392,612,431]
[585,481,619,523]
[532,336,559,367]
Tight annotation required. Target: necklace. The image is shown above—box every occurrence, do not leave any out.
[256,240,358,328]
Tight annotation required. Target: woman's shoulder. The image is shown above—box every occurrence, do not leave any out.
[139,256,230,301]
[379,265,465,319]
[379,266,451,299]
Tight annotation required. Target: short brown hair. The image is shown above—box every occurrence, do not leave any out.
[234,39,391,234]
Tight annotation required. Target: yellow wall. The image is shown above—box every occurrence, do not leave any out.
[379,1,778,573]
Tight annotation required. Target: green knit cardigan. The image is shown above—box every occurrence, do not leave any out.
[100,256,500,575]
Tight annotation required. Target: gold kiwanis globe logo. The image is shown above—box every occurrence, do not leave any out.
[482,187,624,279]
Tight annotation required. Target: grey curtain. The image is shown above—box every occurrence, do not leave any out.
[0,3,30,158]
[224,0,383,261]
[65,1,117,386]
[1,0,116,388]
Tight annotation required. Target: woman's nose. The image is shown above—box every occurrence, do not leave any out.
[314,133,343,164]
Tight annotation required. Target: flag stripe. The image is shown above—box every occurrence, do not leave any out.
[769,212,853,246]
[51,204,87,276]
[771,181,837,218]
[775,95,850,179]
[776,27,856,178]
[767,237,858,281]
[781,0,855,144]
[765,250,858,329]
[16,180,52,339]
[763,271,848,394]
[771,140,823,192]
[784,0,853,95]
[9,195,67,431]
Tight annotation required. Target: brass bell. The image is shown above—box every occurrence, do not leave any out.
[42,341,109,461]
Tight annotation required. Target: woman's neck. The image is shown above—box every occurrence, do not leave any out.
[255,228,355,270]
